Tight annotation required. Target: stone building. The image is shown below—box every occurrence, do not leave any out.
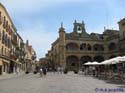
[46,18,125,71]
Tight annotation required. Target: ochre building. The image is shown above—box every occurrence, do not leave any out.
[0,3,36,75]
[0,3,15,74]
[46,19,125,71]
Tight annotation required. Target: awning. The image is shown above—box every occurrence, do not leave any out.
[84,62,92,65]
[84,61,101,65]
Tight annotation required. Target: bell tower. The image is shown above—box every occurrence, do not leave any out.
[118,18,125,40]
[73,20,86,34]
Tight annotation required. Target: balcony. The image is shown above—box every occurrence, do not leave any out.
[0,50,11,61]
[3,23,6,28]
[10,54,17,61]
[11,39,17,46]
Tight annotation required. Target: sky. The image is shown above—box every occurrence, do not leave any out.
[1,0,125,60]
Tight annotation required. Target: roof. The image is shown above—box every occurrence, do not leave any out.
[65,31,103,41]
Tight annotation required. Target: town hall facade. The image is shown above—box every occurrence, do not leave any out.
[46,18,125,71]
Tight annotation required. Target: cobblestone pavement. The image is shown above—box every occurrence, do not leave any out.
[0,72,124,93]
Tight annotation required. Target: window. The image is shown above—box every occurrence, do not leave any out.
[108,42,116,51]
[8,25,10,33]
[6,21,8,30]
[8,37,10,48]
[122,23,125,26]
[0,31,1,40]
[1,46,3,55]
[3,16,6,28]
[80,43,86,50]
[0,12,2,25]
[2,31,5,44]
[5,48,6,56]
[66,43,79,51]
[87,44,91,51]
[5,34,7,46]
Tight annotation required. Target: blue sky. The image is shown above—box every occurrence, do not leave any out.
[1,0,125,60]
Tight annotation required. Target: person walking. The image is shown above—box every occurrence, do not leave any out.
[53,68,56,74]
[43,67,47,76]
[60,66,63,74]
[39,68,43,77]
[15,66,19,75]
[57,67,60,74]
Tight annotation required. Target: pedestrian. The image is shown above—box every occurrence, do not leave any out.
[43,67,47,76]
[16,67,19,75]
[92,66,95,76]
[60,66,63,74]
[53,68,56,74]
[57,67,60,74]
[39,68,43,77]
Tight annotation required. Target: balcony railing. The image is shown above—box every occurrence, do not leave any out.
[10,54,17,61]
[3,22,6,28]
[0,50,11,60]
[11,39,18,46]
[66,50,104,54]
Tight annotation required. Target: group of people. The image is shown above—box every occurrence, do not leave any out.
[39,67,47,77]
[33,65,65,77]
[53,66,64,74]
[57,66,63,74]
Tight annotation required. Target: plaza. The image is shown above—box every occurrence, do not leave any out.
[0,72,123,93]
[1,1,125,93]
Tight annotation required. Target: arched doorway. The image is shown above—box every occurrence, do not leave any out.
[94,56,104,62]
[66,55,79,71]
[108,42,116,51]
[80,56,92,66]
[109,55,116,59]
[9,61,14,73]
